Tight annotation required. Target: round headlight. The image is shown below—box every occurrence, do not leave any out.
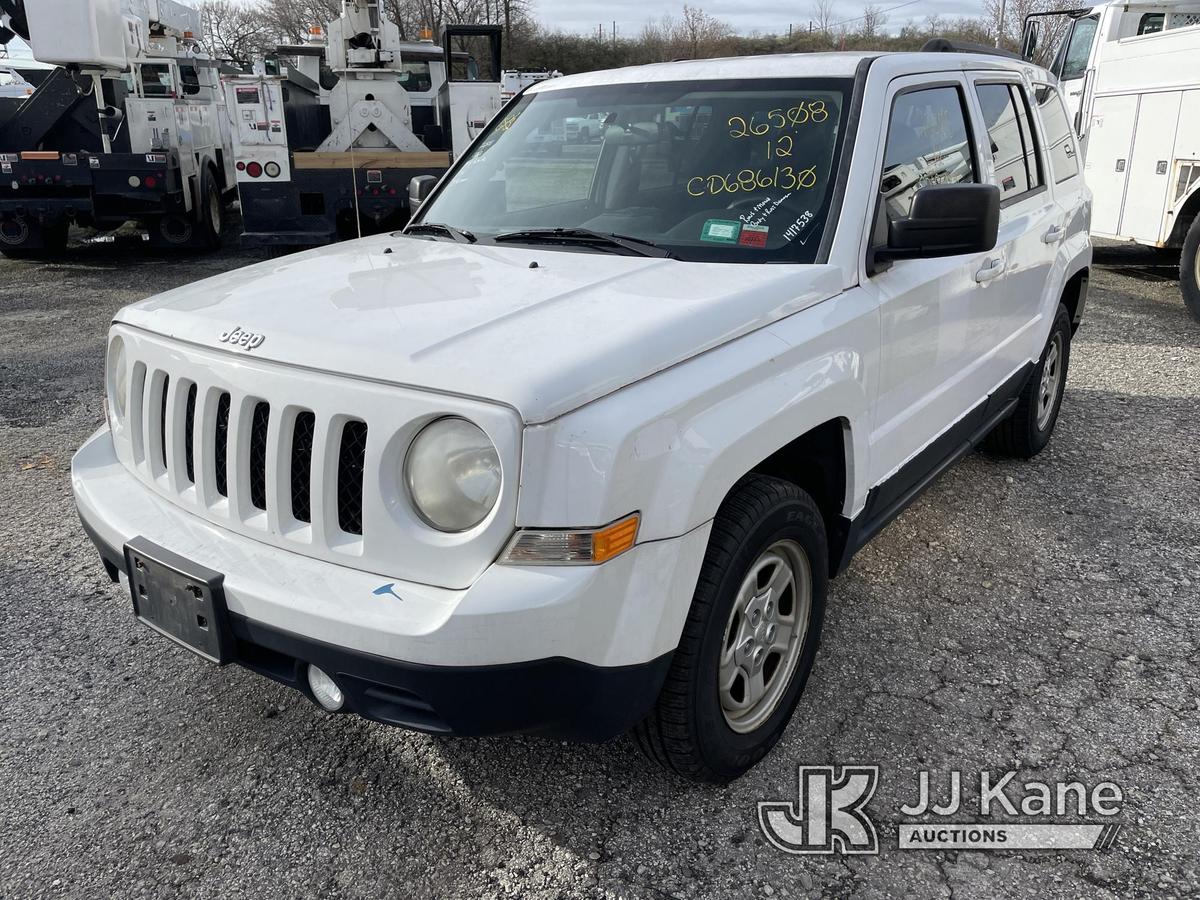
[107,336,129,423]
[405,417,501,532]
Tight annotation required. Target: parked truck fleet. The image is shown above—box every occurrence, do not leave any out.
[0,0,503,256]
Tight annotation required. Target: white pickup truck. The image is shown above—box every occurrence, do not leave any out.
[73,49,1091,782]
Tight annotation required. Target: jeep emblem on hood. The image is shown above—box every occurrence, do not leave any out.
[218,326,265,351]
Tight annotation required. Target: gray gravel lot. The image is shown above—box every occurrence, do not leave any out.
[0,238,1197,899]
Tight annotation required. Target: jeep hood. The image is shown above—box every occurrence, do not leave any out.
[117,234,842,424]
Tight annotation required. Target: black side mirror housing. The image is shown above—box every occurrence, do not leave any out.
[874,183,1000,267]
[408,174,438,214]
[1021,22,1040,61]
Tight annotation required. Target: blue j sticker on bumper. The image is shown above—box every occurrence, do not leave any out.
[373,583,403,601]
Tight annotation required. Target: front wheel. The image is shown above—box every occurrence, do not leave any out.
[634,474,828,783]
[1179,215,1200,322]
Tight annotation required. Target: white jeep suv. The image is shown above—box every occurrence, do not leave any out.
[73,49,1091,782]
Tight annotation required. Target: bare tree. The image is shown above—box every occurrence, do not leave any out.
[858,4,888,39]
[199,0,273,67]
[811,0,835,37]
[983,0,1071,57]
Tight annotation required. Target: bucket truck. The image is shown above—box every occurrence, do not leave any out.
[223,3,502,250]
[0,0,235,256]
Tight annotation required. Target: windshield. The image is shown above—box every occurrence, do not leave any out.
[415,78,853,263]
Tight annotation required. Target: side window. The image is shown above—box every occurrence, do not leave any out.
[1138,13,1165,35]
[1034,85,1080,182]
[1061,15,1099,80]
[880,85,976,223]
[974,82,1044,201]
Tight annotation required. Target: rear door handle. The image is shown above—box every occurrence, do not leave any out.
[975,257,1005,283]
[1042,225,1065,244]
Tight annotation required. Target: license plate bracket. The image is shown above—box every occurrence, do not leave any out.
[124,537,231,665]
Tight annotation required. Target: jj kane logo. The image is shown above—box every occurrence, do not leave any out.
[218,326,266,351]
[758,766,1123,855]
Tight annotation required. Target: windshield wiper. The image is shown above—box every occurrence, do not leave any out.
[404,222,477,243]
[491,227,674,258]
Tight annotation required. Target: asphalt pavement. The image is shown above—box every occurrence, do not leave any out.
[0,237,1197,899]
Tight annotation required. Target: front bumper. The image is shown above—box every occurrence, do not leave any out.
[72,427,709,739]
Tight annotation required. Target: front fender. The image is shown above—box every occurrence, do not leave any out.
[516,289,877,540]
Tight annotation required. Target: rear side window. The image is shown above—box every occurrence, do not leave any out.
[975,83,1044,201]
[1035,85,1080,182]
[880,86,977,223]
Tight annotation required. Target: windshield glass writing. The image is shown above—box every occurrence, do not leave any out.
[417,78,852,263]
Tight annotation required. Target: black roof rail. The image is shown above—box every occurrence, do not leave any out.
[920,38,1022,60]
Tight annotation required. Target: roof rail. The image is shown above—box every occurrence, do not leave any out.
[920,38,1021,60]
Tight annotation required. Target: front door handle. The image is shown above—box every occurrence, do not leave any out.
[1042,225,1066,244]
[975,257,1005,283]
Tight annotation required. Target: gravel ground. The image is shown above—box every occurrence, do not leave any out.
[0,238,1197,899]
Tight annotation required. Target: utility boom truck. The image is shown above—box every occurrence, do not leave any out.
[0,0,235,255]
[1024,1,1200,319]
[224,2,502,250]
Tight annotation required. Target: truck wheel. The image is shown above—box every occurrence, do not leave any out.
[155,214,194,246]
[634,474,828,783]
[985,304,1072,459]
[196,166,224,250]
[0,216,67,258]
[1179,216,1200,321]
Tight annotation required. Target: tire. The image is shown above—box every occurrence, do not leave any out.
[985,304,1072,459]
[0,216,67,258]
[1179,215,1200,322]
[196,166,224,250]
[634,474,828,783]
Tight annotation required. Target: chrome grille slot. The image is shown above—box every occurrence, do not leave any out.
[214,392,231,498]
[249,401,270,511]
[183,383,197,484]
[291,411,315,524]
[336,420,368,536]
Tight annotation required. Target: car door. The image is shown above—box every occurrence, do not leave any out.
[865,75,1003,489]
[1033,80,1090,269]
[965,75,1061,377]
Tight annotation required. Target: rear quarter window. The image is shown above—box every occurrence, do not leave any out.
[1034,85,1080,182]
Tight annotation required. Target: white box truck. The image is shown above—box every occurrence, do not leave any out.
[1025,1,1200,319]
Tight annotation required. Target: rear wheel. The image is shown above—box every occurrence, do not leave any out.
[1179,215,1200,322]
[634,474,828,783]
[985,304,1072,459]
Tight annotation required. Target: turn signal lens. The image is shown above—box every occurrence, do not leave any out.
[245,161,263,178]
[499,513,640,566]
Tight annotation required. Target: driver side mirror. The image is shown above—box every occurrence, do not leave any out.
[408,174,438,215]
[873,183,1000,269]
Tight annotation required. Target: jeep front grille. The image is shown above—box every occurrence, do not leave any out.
[129,368,367,544]
[110,327,521,589]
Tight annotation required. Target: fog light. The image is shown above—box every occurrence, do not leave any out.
[307,665,344,711]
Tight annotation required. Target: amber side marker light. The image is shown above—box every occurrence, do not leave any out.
[500,513,640,566]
